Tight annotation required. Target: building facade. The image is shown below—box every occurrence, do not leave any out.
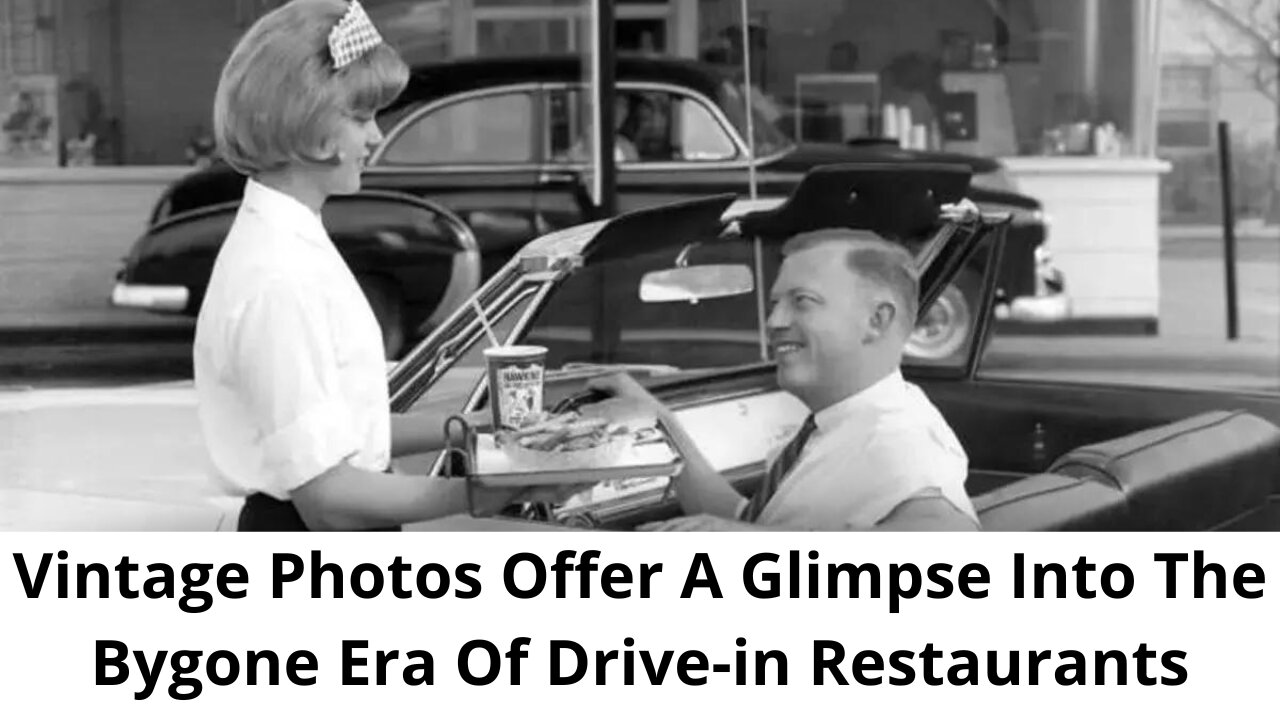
[1,0,1172,168]
[1157,0,1278,222]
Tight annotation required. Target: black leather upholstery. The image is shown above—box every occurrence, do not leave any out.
[976,473,1129,531]
[1047,411,1280,531]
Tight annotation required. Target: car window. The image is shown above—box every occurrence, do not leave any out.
[547,87,737,165]
[381,92,534,165]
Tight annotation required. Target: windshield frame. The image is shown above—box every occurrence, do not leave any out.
[389,262,558,413]
[389,192,1011,423]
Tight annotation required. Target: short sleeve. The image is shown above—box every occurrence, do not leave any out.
[851,426,970,529]
[228,282,360,494]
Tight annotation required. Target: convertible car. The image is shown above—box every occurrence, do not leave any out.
[383,164,1280,532]
[111,54,1066,363]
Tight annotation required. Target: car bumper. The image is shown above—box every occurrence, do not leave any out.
[1000,235,1071,319]
[998,293,1072,322]
[111,282,189,313]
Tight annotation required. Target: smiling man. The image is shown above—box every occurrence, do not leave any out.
[588,228,979,532]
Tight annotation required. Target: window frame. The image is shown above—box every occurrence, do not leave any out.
[538,80,753,171]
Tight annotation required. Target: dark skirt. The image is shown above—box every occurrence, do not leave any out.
[237,493,400,532]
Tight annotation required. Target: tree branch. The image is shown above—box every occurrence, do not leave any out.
[1188,0,1278,56]
[1203,31,1274,101]
[1201,32,1280,101]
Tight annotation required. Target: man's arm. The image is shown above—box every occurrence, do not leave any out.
[657,408,748,519]
[587,373,746,519]
[873,491,980,532]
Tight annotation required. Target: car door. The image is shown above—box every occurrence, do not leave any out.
[369,85,544,278]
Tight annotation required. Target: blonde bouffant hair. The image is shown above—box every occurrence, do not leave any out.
[213,0,408,176]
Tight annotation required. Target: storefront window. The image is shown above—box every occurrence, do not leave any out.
[716,80,793,157]
[0,0,457,168]
[1,0,63,167]
[700,0,1149,158]
[0,0,1162,168]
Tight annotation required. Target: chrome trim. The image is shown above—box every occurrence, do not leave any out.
[367,164,540,174]
[419,203,484,334]
[389,262,521,387]
[461,280,557,408]
[110,283,189,313]
[370,77,796,174]
[372,83,544,167]
[613,147,793,173]
[389,276,546,411]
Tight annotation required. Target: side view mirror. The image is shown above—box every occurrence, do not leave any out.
[639,264,755,303]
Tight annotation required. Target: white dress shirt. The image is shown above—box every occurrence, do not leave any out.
[194,179,390,500]
[747,370,977,529]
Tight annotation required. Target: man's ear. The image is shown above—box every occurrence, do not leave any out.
[865,300,897,341]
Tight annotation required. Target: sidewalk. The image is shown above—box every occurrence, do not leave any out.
[985,334,1280,381]
[1161,223,1279,241]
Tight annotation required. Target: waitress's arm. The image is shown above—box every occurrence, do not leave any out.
[291,463,586,531]
[390,408,489,457]
[291,464,471,530]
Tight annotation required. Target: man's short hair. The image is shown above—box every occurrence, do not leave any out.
[782,227,920,331]
[213,0,408,176]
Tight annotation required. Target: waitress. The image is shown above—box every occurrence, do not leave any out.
[196,0,506,531]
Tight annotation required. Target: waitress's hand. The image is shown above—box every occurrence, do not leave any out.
[462,409,492,432]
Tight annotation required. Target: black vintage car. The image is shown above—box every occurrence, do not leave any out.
[112,54,1064,361]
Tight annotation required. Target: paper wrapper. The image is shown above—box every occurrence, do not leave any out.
[494,431,635,472]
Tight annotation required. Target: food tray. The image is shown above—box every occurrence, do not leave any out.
[468,433,682,488]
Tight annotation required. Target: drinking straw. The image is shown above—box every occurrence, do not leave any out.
[471,296,501,348]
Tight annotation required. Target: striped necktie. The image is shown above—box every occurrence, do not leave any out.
[742,414,817,523]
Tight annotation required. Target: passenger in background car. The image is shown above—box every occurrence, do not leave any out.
[589,228,980,531]
[195,0,571,531]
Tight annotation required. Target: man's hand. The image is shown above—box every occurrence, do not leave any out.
[638,514,755,532]
[582,373,665,428]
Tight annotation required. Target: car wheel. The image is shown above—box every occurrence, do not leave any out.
[906,270,978,361]
[357,275,406,360]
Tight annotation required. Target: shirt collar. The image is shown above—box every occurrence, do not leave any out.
[242,178,330,248]
[812,369,906,431]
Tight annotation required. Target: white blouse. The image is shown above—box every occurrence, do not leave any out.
[193,179,390,500]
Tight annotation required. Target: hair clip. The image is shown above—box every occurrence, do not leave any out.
[328,0,383,69]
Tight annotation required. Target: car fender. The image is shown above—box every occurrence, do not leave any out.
[115,190,481,339]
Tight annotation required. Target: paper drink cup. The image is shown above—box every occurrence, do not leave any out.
[484,345,548,430]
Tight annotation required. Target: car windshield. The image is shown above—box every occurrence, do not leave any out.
[716,81,793,158]
[516,223,981,379]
